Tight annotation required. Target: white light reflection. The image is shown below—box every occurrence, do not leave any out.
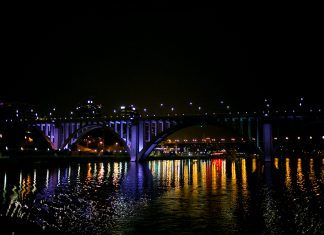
[57,168,61,186]
[68,166,71,182]
[46,169,49,188]
[32,169,37,193]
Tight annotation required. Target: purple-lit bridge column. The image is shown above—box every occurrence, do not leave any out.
[130,120,144,162]
[263,120,273,162]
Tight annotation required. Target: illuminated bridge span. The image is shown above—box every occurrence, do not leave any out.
[33,112,324,162]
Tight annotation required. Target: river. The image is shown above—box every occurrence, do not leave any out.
[0,156,323,234]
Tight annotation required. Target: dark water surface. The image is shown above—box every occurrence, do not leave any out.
[0,157,323,234]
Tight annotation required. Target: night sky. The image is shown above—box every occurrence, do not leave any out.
[1,3,323,115]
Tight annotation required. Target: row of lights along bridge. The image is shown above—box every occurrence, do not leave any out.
[0,97,322,123]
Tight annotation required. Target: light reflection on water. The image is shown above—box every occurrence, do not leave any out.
[0,157,323,234]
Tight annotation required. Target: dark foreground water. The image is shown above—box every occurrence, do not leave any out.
[0,156,323,234]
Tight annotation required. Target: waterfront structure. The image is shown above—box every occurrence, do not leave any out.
[1,100,323,162]
[30,111,324,162]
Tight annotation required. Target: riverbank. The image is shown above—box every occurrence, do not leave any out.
[146,155,233,161]
[146,152,262,160]
[1,151,321,168]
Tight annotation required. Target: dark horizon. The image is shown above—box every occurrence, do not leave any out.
[1,4,323,115]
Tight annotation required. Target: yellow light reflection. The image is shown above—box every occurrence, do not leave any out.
[150,161,155,175]
[242,159,247,192]
[221,160,226,190]
[167,161,172,186]
[296,158,305,191]
[174,160,180,188]
[231,161,237,203]
[274,158,279,169]
[20,174,32,200]
[162,161,166,182]
[309,158,320,196]
[192,160,198,189]
[183,160,189,195]
[252,158,257,173]
[212,160,217,192]
[231,161,236,181]
[285,158,292,190]
[86,163,92,184]
[201,161,207,190]
[113,163,120,186]
[98,162,104,184]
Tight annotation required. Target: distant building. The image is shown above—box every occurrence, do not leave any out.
[118,105,139,119]
[71,99,103,118]
[0,101,38,122]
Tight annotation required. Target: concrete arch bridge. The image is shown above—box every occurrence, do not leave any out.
[34,113,324,162]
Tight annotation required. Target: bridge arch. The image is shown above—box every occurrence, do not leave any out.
[138,119,261,161]
[61,124,130,154]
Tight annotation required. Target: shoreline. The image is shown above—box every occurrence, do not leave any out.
[0,152,322,168]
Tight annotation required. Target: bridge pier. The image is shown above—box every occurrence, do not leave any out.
[263,122,273,162]
[130,120,144,162]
